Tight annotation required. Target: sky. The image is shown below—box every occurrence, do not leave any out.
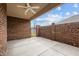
[31,3,79,27]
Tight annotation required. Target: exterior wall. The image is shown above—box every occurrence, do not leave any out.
[55,22,79,47]
[56,15,79,24]
[36,23,55,40]
[38,26,52,39]
[36,22,79,47]
[7,16,31,40]
[0,4,7,55]
[36,25,40,37]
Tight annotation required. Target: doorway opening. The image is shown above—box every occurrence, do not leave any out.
[31,21,36,37]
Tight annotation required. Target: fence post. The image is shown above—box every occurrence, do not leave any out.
[36,25,40,37]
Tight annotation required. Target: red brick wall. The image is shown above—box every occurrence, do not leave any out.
[36,23,55,39]
[7,16,31,40]
[36,22,79,47]
[0,4,7,55]
[39,26,52,39]
[55,22,79,47]
[36,25,40,36]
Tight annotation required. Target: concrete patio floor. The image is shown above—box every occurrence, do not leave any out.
[7,37,79,56]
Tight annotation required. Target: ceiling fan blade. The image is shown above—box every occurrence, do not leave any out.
[31,6,40,9]
[30,8,36,14]
[17,5,28,9]
[25,8,30,15]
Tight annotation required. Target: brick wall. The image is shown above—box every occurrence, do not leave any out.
[36,25,40,36]
[0,4,7,55]
[7,16,31,40]
[36,22,79,47]
[36,23,55,39]
[55,22,79,47]
[39,26,52,39]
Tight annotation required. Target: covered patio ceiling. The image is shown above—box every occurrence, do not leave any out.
[7,3,61,20]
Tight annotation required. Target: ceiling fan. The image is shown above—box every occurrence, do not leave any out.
[17,3,40,15]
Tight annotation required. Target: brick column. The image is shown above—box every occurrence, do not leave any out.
[0,4,7,55]
[36,25,40,37]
